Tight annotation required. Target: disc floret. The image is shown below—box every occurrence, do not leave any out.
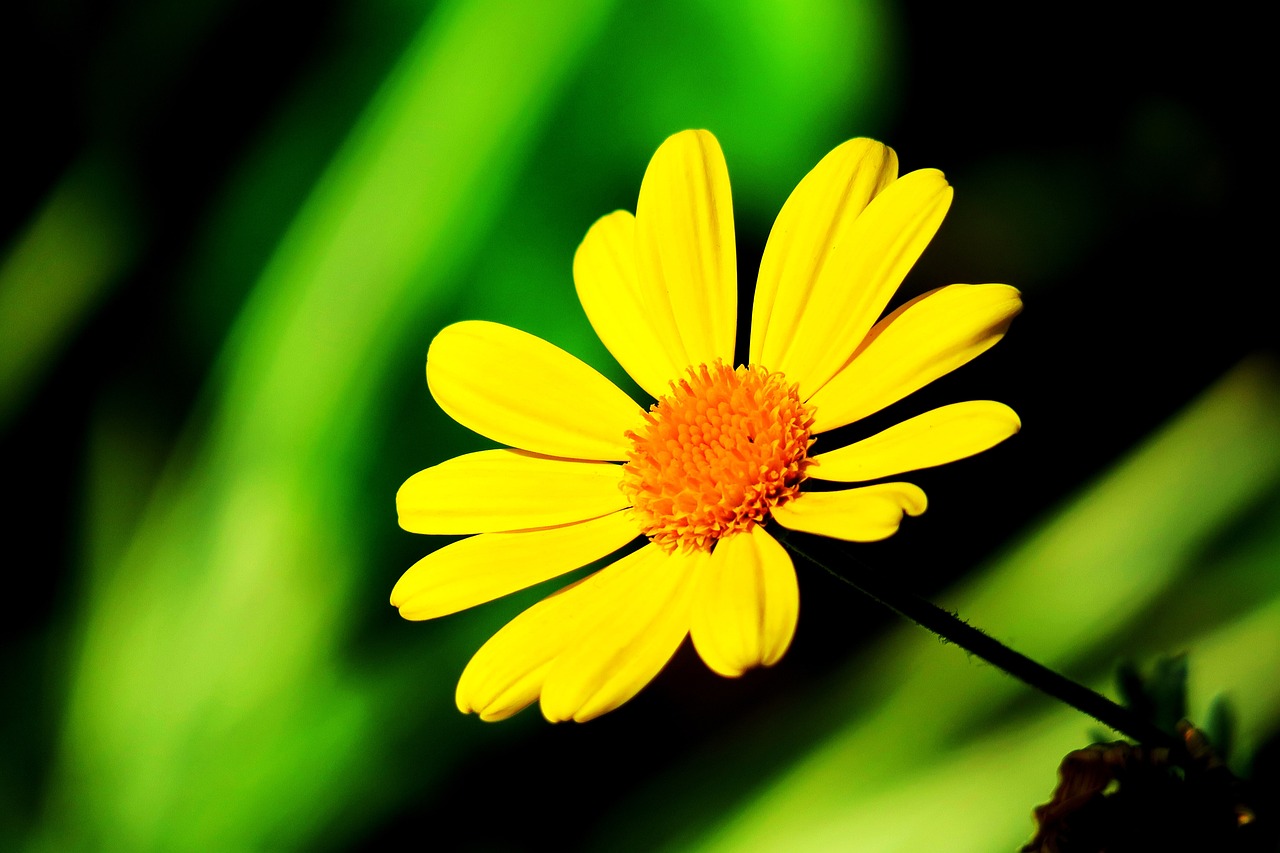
[621,361,815,552]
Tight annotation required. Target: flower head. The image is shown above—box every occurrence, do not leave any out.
[392,130,1022,722]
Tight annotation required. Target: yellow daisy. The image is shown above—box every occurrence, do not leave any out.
[392,130,1022,723]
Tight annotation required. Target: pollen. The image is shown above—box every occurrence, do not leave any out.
[621,361,815,552]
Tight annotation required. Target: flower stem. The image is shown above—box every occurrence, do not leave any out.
[785,537,1180,751]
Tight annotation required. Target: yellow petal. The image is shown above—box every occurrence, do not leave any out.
[689,526,798,677]
[455,575,597,722]
[391,509,641,619]
[574,211,687,399]
[396,449,629,534]
[751,138,898,381]
[809,401,1021,482]
[807,284,1023,433]
[427,320,644,460]
[539,544,698,722]
[635,129,737,366]
[772,483,927,542]
[753,166,953,400]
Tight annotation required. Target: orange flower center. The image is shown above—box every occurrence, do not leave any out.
[621,361,815,552]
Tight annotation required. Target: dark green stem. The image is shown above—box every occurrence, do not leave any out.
[785,536,1180,751]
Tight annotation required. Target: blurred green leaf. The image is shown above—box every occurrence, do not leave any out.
[34,0,614,849]
[761,588,1280,853]
[557,0,899,215]
[0,159,139,424]
[1116,654,1188,735]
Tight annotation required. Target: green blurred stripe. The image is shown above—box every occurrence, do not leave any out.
[215,0,612,461]
[39,1,614,850]
[1,0,250,425]
[0,159,138,424]
[710,588,1280,852]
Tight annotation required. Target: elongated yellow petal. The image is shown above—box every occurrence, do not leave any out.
[391,510,641,619]
[635,129,736,366]
[807,284,1022,433]
[690,526,798,677]
[772,483,927,542]
[396,449,629,534]
[574,211,687,399]
[427,320,644,460]
[540,544,698,722]
[809,401,1021,482]
[455,575,597,722]
[754,167,952,400]
[751,138,897,376]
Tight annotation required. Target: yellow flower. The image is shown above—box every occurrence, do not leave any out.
[392,130,1022,723]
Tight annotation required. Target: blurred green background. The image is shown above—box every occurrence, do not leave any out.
[3,1,1275,850]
